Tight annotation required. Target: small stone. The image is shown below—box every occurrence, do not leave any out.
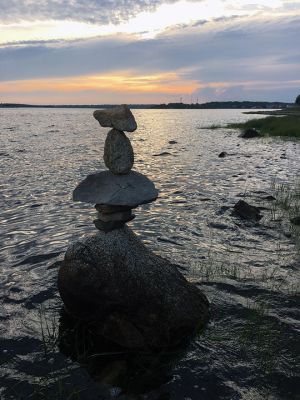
[104,129,134,175]
[153,152,172,156]
[168,140,178,144]
[233,200,262,221]
[95,204,133,214]
[218,151,228,158]
[94,219,128,232]
[98,210,134,223]
[73,171,158,207]
[93,105,137,132]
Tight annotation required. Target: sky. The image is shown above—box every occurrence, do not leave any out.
[0,0,300,104]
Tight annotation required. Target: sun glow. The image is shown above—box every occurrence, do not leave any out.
[0,71,199,100]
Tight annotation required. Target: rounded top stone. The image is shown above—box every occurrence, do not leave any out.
[73,170,158,207]
[93,104,137,132]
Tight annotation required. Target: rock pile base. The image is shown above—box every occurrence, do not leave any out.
[58,226,210,349]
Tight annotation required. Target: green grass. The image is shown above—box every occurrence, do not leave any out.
[227,115,300,138]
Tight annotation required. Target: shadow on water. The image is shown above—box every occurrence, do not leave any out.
[58,308,191,398]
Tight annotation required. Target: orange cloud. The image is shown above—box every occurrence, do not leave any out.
[0,72,198,99]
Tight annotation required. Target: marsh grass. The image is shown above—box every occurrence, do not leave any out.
[227,115,300,138]
[270,180,300,247]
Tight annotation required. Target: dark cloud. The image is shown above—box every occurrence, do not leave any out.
[0,0,178,24]
[0,14,299,102]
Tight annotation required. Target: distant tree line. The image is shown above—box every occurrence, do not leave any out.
[0,101,293,109]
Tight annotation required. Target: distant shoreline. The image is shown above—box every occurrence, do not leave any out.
[0,101,292,110]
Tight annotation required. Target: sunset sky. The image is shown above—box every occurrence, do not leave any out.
[0,0,300,104]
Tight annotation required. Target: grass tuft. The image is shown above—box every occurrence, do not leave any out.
[227,115,300,138]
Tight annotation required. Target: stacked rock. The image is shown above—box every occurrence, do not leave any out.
[73,104,158,232]
[58,105,210,351]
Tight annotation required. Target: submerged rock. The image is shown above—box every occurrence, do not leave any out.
[239,128,261,138]
[73,170,158,207]
[233,200,262,221]
[58,226,210,349]
[93,105,137,132]
[104,129,134,175]
[290,216,300,226]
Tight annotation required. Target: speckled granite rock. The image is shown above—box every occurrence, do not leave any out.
[58,226,210,349]
[73,170,158,207]
[93,105,137,132]
[104,129,134,174]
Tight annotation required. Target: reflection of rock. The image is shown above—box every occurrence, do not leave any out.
[239,128,261,138]
[58,226,210,349]
[233,200,262,221]
[58,308,177,395]
[73,170,158,207]
[93,104,137,132]
[103,129,134,175]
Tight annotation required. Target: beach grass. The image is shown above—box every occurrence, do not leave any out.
[227,115,300,138]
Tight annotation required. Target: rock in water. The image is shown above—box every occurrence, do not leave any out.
[58,226,210,349]
[73,170,158,207]
[104,129,134,174]
[233,200,262,221]
[93,105,137,132]
[239,128,261,138]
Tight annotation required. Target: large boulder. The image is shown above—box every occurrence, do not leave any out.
[93,105,137,132]
[57,226,210,349]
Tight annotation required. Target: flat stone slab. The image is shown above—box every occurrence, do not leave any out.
[73,170,158,207]
[93,105,137,132]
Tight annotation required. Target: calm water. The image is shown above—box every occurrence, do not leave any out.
[0,108,299,399]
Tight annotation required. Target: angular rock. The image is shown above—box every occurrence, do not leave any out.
[233,200,262,221]
[239,128,261,138]
[58,226,210,348]
[104,129,134,175]
[93,105,137,132]
[73,170,158,207]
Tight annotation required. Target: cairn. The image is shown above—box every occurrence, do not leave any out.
[58,105,209,349]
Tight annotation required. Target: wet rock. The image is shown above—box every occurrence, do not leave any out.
[153,152,172,156]
[263,195,276,201]
[73,170,158,207]
[290,216,300,225]
[233,200,262,221]
[218,151,228,158]
[239,128,261,138]
[58,226,210,349]
[93,105,137,132]
[104,129,134,175]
